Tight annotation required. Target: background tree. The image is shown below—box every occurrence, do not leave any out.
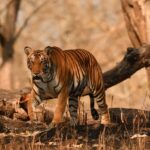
[0,0,47,89]
[0,0,21,65]
[0,0,21,89]
[121,0,150,88]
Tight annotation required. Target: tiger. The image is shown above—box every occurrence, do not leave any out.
[24,46,110,127]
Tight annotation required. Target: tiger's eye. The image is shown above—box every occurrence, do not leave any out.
[41,59,47,64]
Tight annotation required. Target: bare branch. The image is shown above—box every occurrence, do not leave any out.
[14,0,48,42]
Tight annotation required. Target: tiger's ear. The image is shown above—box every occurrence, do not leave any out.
[24,46,32,55]
[44,46,53,55]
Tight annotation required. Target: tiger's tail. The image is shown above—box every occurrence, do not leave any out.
[89,94,99,120]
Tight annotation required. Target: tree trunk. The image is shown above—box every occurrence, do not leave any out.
[103,45,150,89]
[1,0,21,62]
[120,0,150,89]
[0,0,21,89]
[2,0,21,62]
[144,1,150,88]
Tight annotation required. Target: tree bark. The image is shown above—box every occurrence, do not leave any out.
[0,0,21,89]
[144,0,150,89]
[0,0,48,90]
[1,0,21,63]
[103,44,150,89]
[120,0,150,89]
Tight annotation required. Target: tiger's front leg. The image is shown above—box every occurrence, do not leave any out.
[26,90,37,121]
[50,88,68,128]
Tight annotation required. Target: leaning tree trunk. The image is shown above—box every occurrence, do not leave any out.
[120,0,150,88]
[0,0,21,89]
[145,1,150,88]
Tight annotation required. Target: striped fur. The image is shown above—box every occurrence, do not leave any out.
[24,46,109,126]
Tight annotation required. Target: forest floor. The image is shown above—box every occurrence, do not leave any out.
[0,114,150,150]
[0,89,150,149]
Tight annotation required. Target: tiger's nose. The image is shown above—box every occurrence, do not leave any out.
[33,73,40,77]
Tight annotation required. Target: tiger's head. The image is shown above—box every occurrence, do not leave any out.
[24,46,53,82]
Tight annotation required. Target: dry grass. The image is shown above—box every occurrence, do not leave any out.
[0,101,150,150]
[0,125,150,150]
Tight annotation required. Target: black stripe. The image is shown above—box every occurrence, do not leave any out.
[33,81,44,91]
[35,95,41,104]
[93,86,104,98]
[69,104,78,109]
[70,113,77,117]
[96,94,105,103]
[96,91,105,99]
[96,98,105,103]
[33,89,41,101]
[69,97,78,101]
[69,100,78,106]
[33,88,40,97]
[69,108,77,112]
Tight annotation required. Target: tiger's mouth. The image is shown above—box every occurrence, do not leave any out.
[32,75,42,80]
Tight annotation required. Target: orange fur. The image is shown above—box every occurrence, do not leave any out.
[24,46,110,126]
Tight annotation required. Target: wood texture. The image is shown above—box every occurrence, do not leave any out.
[103,44,150,89]
[1,0,21,62]
[120,0,150,90]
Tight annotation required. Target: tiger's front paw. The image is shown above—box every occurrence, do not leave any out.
[28,111,37,122]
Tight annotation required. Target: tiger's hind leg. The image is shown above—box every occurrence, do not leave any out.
[68,96,79,126]
[94,88,111,125]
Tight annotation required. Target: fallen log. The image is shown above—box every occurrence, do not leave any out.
[0,108,149,133]
[0,108,150,144]
[0,115,47,133]
[0,89,21,118]
[0,88,53,123]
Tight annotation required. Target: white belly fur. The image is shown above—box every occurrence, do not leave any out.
[34,76,62,98]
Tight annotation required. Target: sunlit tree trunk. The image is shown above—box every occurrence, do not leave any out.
[0,0,21,89]
[144,1,150,89]
[1,0,21,62]
[120,0,150,89]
